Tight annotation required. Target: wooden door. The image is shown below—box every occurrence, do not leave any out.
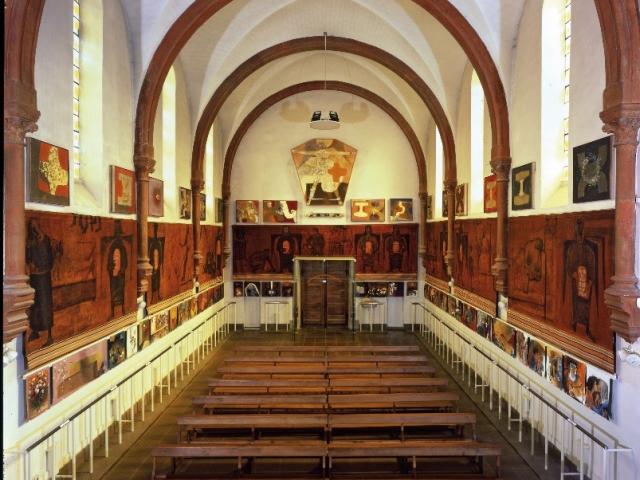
[300,260,349,327]
[301,261,325,326]
[326,261,348,326]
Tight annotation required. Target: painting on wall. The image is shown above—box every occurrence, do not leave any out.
[512,163,534,210]
[442,189,449,217]
[426,195,433,220]
[25,369,51,420]
[261,281,281,297]
[137,319,151,350]
[200,193,206,221]
[215,198,224,223]
[149,177,164,217]
[547,348,564,388]
[492,319,516,356]
[169,306,178,331]
[291,138,357,206]
[527,339,546,376]
[388,282,404,297]
[233,281,244,297]
[573,136,611,203]
[110,166,136,214]
[126,324,138,358]
[151,311,169,341]
[52,340,107,404]
[563,355,587,403]
[453,219,496,302]
[476,311,492,339]
[455,183,468,216]
[281,282,294,297]
[26,137,70,206]
[107,331,127,369]
[585,364,613,419]
[236,200,259,223]
[177,301,189,325]
[263,200,297,223]
[515,331,529,366]
[244,282,260,297]
[406,282,417,296]
[200,225,223,283]
[179,187,191,219]
[351,199,385,222]
[389,199,413,221]
[484,174,497,213]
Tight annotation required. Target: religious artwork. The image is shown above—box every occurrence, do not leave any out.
[110,166,136,214]
[388,282,404,297]
[24,212,137,354]
[151,311,169,340]
[447,296,457,317]
[215,198,224,223]
[455,183,468,216]
[281,282,294,297]
[406,282,417,296]
[25,369,51,420]
[232,224,417,276]
[476,311,492,339]
[200,193,206,221]
[233,281,244,297]
[262,281,281,297]
[585,365,613,419]
[484,175,497,213]
[453,219,497,302]
[351,199,385,222]
[426,195,433,220]
[138,319,151,350]
[126,324,138,358]
[26,137,70,206]
[515,331,529,366]
[291,138,357,206]
[527,339,546,376]
[547,348,563,388]
[263,200,297,223]
[146,223,193,303]
[107,331,127,369]
[492,319,516,356]
[442,189,449,217]
[148,177,164,217]
[573,137,611,203]
[512,163,533,210]
[197,290,209,313]
[200,225,223,284]
[52,341,107,403]
[244,282,260,297]
[148,223,165,304]
[236,200,259,223]
[424,221,448,281]
[562,356,586,403]
[389,199,413,221]
[177,187,191,219]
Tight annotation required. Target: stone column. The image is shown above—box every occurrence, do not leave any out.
[191,178,204,283]
[444,179,456,278]
[490,157,511,294]
[418,191,428,259]
[602,112,640,341]
[222,193,232,269]
[133,144,154,297]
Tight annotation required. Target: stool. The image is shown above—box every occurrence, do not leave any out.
[264,301,290,331]
[360,300,382,332]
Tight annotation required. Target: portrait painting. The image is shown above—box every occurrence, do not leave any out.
[126,324,138,358]
[573,136,611,203]
[107,331,127,369]
[390,199,413,221]
[512,163,534,210]
[262,281,281,297]
[291,138,357,206]
[236,200,259,224]
[263,200,297,223]
[527,339,546,376]
[52,340,107,404]
[215,197,224,223]
[406,282,418,296]
[25,369,51,420]
[200,193,206,221]
[179,187,192,219]
[484,175,497,213]
[515,331,529,366]
[476,311,492,339]
[26,137,70,206]
[351,199,385,222]
[138,319,151,350]
[547,348,564,388]
[563,356,587,403]
[492,319,516,356]
[585,365,613,419]
[148,177,164,217]
[109,166,136,214]
[281,282,294,297]
[455,183,468,216]
[426,195,433,220]
[233,281,244,297]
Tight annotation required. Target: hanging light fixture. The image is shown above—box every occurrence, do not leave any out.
[310,32,340,130]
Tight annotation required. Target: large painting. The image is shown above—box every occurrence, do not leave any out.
[512,163,534,210]
[573,136,611,203]
[291,138,357,206]
[232,224,418,276]
[424,221,448,282]
[26,138,70,206]
[453,219,496,301]
[351,199,385,222]
[200,225,224,283]
[110,166,136,214]
[25,212,136,354]
[263,200,297,223]
[52,340,107,404]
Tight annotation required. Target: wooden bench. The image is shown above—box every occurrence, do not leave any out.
[326,365,436,376]
[192,394,327,412]
[223,355,429,364]
[208,378,328,395]
[328,377,447,393]
[232,345,421,353]
[327,392,459,411]
[217,365,327,378]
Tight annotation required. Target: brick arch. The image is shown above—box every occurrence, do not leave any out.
[221,80,428,196]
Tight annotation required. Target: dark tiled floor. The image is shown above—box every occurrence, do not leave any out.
[77,328,558,479]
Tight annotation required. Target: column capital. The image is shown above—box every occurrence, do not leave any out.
[443,179,457,193]
[490,157,512,180]
[134,143,155,176]
[601,108,640,146]
[191,178,205,192]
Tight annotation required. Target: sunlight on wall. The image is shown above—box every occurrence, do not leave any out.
[162,67,177,217]
[205,127,214,223]
[470,70,485,214]
[435,127,444,218]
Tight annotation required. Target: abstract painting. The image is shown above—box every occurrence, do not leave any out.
[126,324,138,358]
[492,319,516,356]
[26,137,70,206]
[25,369,51,420]
[455,183,468,216]
[563,355,586,403]
[261,281,281,297]
[148,177,164,217]
[179,187,192,219]
[215,197,224,223]
[291,138,357,206]
[110,166,136,214]
[585,364,613,419]
[484,175,497,213]
[351,199,385,222]
[512,163,533,210]
[547,348,564,388]
[244,282,260,297]
[107,331,127,369]
[200,193,206,221]
[236,200,259,224]
[281,282,294,297]
[573,136,611,203]
[527,339,546,376]
[389,199,413,221]
[52,340,107,403]
[263,200,297,223]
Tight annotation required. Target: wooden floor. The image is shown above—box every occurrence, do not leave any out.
[84,329,560,480]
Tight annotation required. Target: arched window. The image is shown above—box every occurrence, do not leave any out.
[161,66,177,217]
[434,127,444,218]
[204,126,214,223]
[72,0,80,180]
[469,70,485,214]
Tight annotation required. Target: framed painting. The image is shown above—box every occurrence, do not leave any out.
[512,163,534,210]
[215,197,224,223]
[492,319,516,356]
[350,199,385,222]
[484,175,497,213]
[149,177,164,217]
[126,324,138,358]
[388,282,404,297]
[177,301,190,325]
[52,340,108,404]
[244,282,260,297]
[389,198,413,221]
[355,283,367,297]
[585,364,613,419]
[426,195,433,220]
[455,184,468,216]
[25,368,51,420]
[291,138,357,206]
[573,136,611,203]
[26,137,70,206]
[515,331,529,366]
[406,281,418,296]
[169,306,178,330]
[547,348,564,388]
[563,355,587,403]
[281,282,294,297]
[476,311,492,339]
[138,319,151,350]
[200,193,207,221]
[236,200,259,223]
[263,200,297,223]
[261,281,282,297]
[107,331,127,369]
[233,281,244,297]
[442,189,449,217]
[179,187,192,219]
[110,166,136,214]
[527,339,546,377]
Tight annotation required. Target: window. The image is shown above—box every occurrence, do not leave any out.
[72,0,80,179]
[161,67,176,217]
[435,127,444,218]
[470,70,485,213]
[562,0,571,172]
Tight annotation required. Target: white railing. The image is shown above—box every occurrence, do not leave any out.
[21,301,236,480]
[412,302,634,480]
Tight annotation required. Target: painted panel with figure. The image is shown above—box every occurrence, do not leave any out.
[199,225,224,284]
[453,219,496,301]
[424,221,448,282]
[26,138,70,206]
[24,211,136,354]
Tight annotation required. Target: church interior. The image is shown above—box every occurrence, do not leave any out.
[3,1,640,479]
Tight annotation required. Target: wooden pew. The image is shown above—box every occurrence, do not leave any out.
[327,392,459,411]
[326,365,436,376]
[222,355,430,367]
[232,345,421,353]
[328,377,447,393]
[217,365,326,379]
[192,394,327,413]
[208,378,328,395]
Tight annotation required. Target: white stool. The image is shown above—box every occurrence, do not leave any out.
[360,300,383,332]
[264,301,289,331]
